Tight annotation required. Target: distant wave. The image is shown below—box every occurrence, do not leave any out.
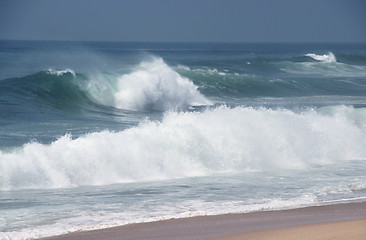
[176,63,366,97]
[279,60,366,79]
[305,52,337,63]
[1,105,366,190]
[175,65,302,97]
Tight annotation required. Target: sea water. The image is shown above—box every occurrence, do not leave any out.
[1,41,366,239]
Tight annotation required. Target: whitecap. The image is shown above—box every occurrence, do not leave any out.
[305,52,337,63]
[46,68,76,77]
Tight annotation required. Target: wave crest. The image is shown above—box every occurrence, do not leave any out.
[305,52,337,63]
[47,68,76,77]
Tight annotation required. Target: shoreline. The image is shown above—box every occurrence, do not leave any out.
[42,201,366,240]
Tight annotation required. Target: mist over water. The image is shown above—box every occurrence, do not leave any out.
[1,41,366,239]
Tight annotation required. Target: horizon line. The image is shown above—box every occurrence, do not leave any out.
[1,39,366,44]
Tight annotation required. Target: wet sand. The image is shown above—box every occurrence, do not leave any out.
[42,201,366,240]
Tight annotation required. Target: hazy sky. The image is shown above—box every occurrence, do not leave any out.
[0,0,365,42]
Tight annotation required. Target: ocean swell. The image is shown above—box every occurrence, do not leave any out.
[1,105,366,190]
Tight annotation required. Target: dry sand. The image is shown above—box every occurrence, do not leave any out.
[42,201,366,240]
[205,219,366,240]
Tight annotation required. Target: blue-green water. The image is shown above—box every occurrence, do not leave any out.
[1,41,366,239]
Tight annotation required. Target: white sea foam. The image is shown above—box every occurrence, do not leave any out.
[175,64,191,71]
[1,105,366,190]
[1,194,316,240]
[176,65,230,76]
[193,67,227,76]
[305,52,337,63]
[46,68,76,77]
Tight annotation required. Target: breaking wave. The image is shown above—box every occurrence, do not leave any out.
[0,58,211,112]
[305,52,337,63]
[1,105,366,190]
[109,58,211,110]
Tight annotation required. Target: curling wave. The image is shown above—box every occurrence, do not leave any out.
[0,69,92,110]
[0,58,211,112]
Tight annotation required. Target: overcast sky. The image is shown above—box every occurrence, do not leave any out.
[0,0,365,42]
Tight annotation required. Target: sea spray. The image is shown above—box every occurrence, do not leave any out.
[112,57,211,111]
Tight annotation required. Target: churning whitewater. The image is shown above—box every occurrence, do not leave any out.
[1,41,366,239]
[2,105,366,190]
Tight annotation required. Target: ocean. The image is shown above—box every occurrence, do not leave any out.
[1,41,366,239]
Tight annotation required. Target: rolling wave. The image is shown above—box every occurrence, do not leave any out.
[0,69,92,110]
[1,105,366,190]
[0,58,211,112]
[2,53,366,118]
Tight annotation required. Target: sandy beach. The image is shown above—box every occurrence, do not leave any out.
[206,219,366,240]
[42,201,366,240]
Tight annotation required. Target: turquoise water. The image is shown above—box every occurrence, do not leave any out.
[1,41,366,239]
